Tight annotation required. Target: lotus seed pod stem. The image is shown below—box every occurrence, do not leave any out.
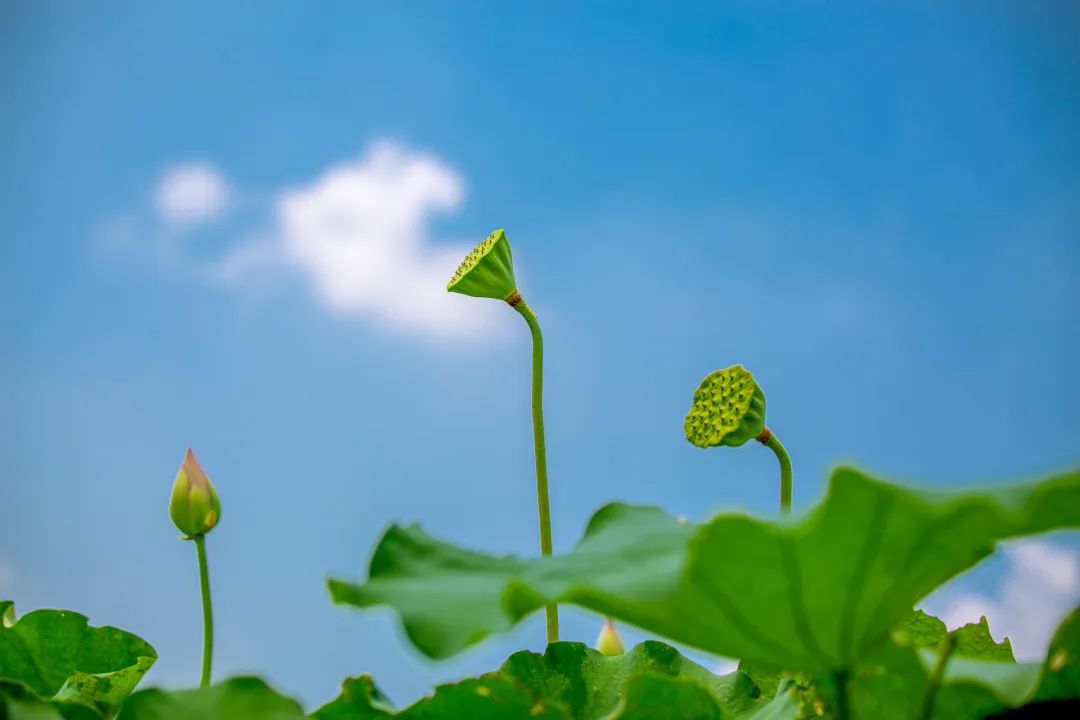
[757,428,792,513]
[513,299,560,643]
[448,229,559,643]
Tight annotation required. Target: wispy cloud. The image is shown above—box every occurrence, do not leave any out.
[102,141,498,339]
[154,161,230,225]
[925,539,1080,660]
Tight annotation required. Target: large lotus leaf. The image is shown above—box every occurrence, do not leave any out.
[494,640,763,719]
[330,466,1080,675]
[737,680,808,720]
[599,674,806,720]
[0,602,156,719]
[390,676,568,720]
[329,502,691,660]
[312,674,567,720]
[120,674,566,720]
[116,677,306,720]
[1,678,69,720]
[606,673,724,720]
[312,641,794,720]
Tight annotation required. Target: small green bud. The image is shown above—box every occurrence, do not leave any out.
[446,228,519,302]
[684,365,767,449]
[596,618,625,656]
[169,448,221,537]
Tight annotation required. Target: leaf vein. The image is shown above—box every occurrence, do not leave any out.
[781,538,833,668]
[838,492,895,665]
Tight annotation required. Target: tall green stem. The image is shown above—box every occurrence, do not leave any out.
[193,534,214,688]
[762,431,792,513]
[919,633,957,720]
[513,300,559,643]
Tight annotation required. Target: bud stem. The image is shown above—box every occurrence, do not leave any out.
[919,631,957,720]
[512,299,559,643]
[758,428,792,513]
[193,534,214,688]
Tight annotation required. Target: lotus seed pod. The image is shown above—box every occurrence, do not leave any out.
[684,365,767,449]
[596,618,625,656]
[446,228,519,301]
[169,448,221,537]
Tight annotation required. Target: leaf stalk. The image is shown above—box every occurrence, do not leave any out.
[919,632,957,720]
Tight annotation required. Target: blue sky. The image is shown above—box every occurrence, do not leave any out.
[2,0,1078,709]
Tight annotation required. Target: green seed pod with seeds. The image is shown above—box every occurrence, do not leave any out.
[447,228,518,302]
[447,228,559,644]
[684,365,766,449]
[685,365,793,513]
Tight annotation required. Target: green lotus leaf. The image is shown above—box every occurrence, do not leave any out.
[393,676,567,720]
[495,641,764,719]
[446,228,518,301]
[684,366,766,449]
[811,606,1079,720]
[310,641,797,720]
[1,678,70,720]
[121,674,564,720]
[312,674,566,720]
[895,610,1015,661]
[310,675,395,719]
[737,679,811,720]
[0,603,156,719]
[606,673,725,720]
[1036,603,1080,701]
[329,465,1080,682]
[116,677,305,720]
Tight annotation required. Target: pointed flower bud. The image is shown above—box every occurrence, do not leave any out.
[684,365,767,449]
[596,618,625,657]
[169,449,221,537]
[446,228,519,302]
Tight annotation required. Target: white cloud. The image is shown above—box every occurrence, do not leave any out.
[102,143,505,341]
[109,141,501,339]
[211,140,497,337]
[155,162,230,225]
[928,539,1080,660]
